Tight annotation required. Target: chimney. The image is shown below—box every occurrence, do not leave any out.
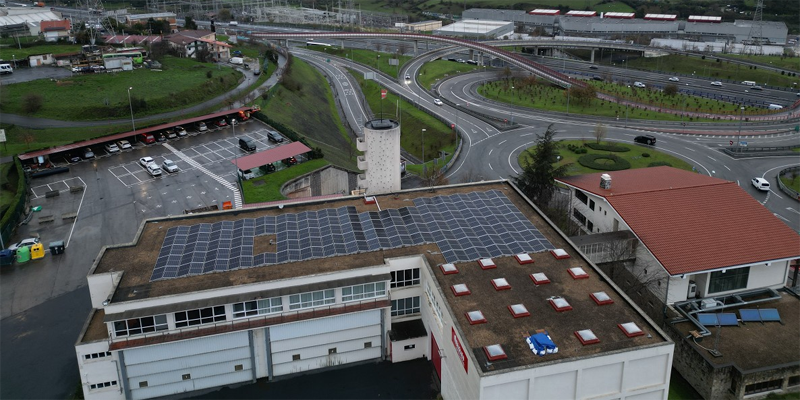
[600,174,612,189]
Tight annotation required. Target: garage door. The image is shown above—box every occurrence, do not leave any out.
[270,309,383,377]
[123,331,252,400]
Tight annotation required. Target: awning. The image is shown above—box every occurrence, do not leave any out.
[231,141,312,171]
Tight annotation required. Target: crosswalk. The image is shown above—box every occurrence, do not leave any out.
[163,143,243,209]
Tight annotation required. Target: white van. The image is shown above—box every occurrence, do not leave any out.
[741,80,756,86]
[768,104,784,110]
[0,64,13,74]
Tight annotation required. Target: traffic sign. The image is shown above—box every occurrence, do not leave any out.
[729,140,733,146]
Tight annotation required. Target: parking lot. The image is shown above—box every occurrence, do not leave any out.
[1,118,289,319]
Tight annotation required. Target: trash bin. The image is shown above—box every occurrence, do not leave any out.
[15,246,31,264]
[49,240,65,255]
[0,250,14,267]
[30,243,45,260]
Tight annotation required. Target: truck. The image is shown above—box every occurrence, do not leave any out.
[229,57,244,65]
[33,1,44,6]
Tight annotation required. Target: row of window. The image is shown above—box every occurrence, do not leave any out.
[391,297,420,316]
[391,268,420,288]
[342,282,387,302]
[89,381,117,390]
[83,351,111,360]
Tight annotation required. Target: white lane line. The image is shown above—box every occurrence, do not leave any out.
[65,177,87,248]
[163,143,243,209]
[707,155,717,161]
[683,147,696,152]
[488,149,493,156]
[723,165,731,171]
[786,208,800,215]
[498,140,507,145]
[489,163,494,171]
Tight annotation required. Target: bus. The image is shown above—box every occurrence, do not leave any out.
[103,51,144,64]
[306,41,331,47]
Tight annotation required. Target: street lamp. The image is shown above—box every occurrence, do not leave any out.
[681,83,690,124]
[421,128,427,177]
[566,84,571,115]
[127,87,136,132]
[736,106,745,151]
[624,85,630,128]
[510,86,515,124]
[12,54,16,69]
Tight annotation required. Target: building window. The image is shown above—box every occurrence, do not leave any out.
[234,364,244,371]
[182,374,191,380]
[425,282,443,327]
[573,208,587,225]
[588,199,595,211]
[292,354,301,361]
[174,306,226,328]
[404,344,416,350]
[788,376,800,387]
[391,296,421,316]
[587,220,594,231]
[89,381,117,390]
[328,348,337,354]
[391,268,420,288]
[139,381,148,388]
[232,297,282,318]
[744,379,783,395]
[289,289,335,310]
[341,282,386,302]
[113,315,167,337]
[364,342,372,348]
[708,267,749,294]
[575,190,588,205]
[83,351,112,360]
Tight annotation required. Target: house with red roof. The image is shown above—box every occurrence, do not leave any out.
[163,30,231,62]
[556,166,799,305]
[40,19,71,42]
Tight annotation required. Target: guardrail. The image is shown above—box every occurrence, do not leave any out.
[777,166,800,202]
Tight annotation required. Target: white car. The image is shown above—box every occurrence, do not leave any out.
[7,237,39,253]
[117,140,132,150]
[751,177,770,191]
[175,126,187,137]
[710,81,723,86]
[433,99,444,106]
[162,159,179,173]
[139,156,155,167]
[146,163,162,177]
[668,77,680,82]
[104,143,120,153]
[633,81,646,88]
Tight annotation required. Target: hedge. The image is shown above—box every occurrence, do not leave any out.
[648,161,673,167]
[585,143,630,152]
[578,154,632,171]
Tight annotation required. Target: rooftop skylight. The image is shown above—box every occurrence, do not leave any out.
[514,253,533,265]
[549,297,572,312]
[363,196,376,205]
[465,310,487,325]
[568,267,589,279]
[530,272,550,285]
[440,263,459,275]
[574,329,600,345]
[451,284,471,296]
[618,322,645,337]
[483,344,507,361]
[508,304,530,318]
[491,278,511,291]
[590,291,613,305]
[478,258,496,270]
[550,249,570,259]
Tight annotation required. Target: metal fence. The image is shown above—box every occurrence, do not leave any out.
[778,166,800,202]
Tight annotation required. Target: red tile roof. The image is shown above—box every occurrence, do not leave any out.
[557,167,800,275]
[40,19,70,31]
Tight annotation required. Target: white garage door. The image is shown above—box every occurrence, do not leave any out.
[270,310,382,377]
[123,331,252,400]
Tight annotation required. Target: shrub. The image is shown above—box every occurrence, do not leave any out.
[22,93,43,114]
[648,161,672,167]
[642,153,650,158]
[585,142,630,152]
[578,154,631,171]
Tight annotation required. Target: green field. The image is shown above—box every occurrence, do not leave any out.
[259,57,356,170]
[307,46,414,78]
[0,56,242,120]
[241,158,330,203]
[0,44,82,60]
[624,55,799,88]
[722,54,800,72]
[780,172,800,192]
[418,60,481,91]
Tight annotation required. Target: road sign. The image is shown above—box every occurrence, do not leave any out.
[381,89,387,99]
[730,140,733,146]
[739,141,748,147]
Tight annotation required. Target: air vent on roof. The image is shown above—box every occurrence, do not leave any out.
[465,310,487,325]
[508,304,530,318]
[568,267,589,279]
[483,344,507,361]
[514,253,533,265]
[550,249,570,259]
[451,284,471,296]
[491,278,511,291]
[575,329,600,345]
[530,272,550,285]
[590,291,614,305]
[600,173,612,189]
[526,331,558,356]
[363,196,376,205]
[549,297,572,312]
[440,263,459,275]
[618,322,645,337]
[478,258,496,270]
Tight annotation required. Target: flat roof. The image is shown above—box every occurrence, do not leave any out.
[231,141,312,171]
[90,181,669,371]
[436,19,513,34]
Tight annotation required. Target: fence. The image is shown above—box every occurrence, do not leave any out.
[777,166,800,202]
[0,158,29,248]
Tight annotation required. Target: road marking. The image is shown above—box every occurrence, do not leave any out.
[787,208,800,216]
[488,149,493,156]
[498,140,506,145]
[65,177,88,249]
[683,147,696,152]
[163,143,243,209]
[723,165,731,171]
[774,214,789,222]
[488,163,494,171]
[706,155,717,161]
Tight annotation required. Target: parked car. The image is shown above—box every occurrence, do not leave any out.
[633,81,646,88]
[589,65,598,70]
[104,143,120,153]
[197,122,208,132]
[433,99,444,106]
[267,131,283,143]
[67,153,82,163]
[117,140,132,150]
[146,163,162,177]
[7,237,39,253]
[82,148,95,159]
[283,157,297,166]
[592,75,603,81]
[668,77,680,82]
[710,81,723,86]
[175,126,187,137]
[166,130,177,139]
[238,169,255,180]
[751,177,770,191]
[261,163,276,174]
[91,65,105,72]
[161,159,179,173]
[215,119,228,127]
[139,156,155,167]
[238,137,256,152]
[253,68,261,75]
[634,135,657,146]
[156,133,167,142]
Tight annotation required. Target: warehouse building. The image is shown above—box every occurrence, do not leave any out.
[75,180,673,400]
[434,19,514,39]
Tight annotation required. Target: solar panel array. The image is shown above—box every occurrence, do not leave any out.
[151,190,553,281]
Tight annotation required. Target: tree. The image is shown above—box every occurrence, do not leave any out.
[184,17,198,30]
[663,84,678,97]
[22,94,43,114]
[593,123,607,144]
[512,124,572,208]
[218,9,232,22]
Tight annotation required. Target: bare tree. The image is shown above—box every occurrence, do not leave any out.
[397,42,408,56]
[593,123,607,144]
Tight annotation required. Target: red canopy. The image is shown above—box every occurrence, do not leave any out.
[231,141,312,171]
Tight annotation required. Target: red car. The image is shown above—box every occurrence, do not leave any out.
[283,157,297,166]
[215,119,228,127]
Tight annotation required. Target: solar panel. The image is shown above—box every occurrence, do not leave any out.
[716,313,739,326]
[697,313,718,326]
[759,308,782,323]
[150,190,554,281]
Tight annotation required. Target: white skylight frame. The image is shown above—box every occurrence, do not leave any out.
[590,291,613,305]
[550,249,570,259]
[515,253,533,265]
[508,304,530,318]
[575,329,600,345]
[451,283,471,296]
[549,297,572,312]
[465,310,487,325]
[618,322,645,337]
[440,263,459,275]
[478,258,496,270]
[530,272,550,285]
[483,344,507,361]
[568,267,589,279]
[491,278,511,291]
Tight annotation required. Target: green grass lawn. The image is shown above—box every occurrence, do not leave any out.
[519,140,694,176]
[0,56,242,120]
[241,158,329,203]
[307,47,414,78]
[0,43,83,60]
[592,1,634,12]
[418,60,481,91]
[625,55,799,88]
[350,68,457,166]
[780,172,800,192]
[722,54,800,72]
[258,57,356,170]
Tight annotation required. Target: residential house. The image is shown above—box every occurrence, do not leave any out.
[40,19,70,42]
[164,30,231,61]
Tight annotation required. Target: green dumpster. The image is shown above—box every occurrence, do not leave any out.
[15,246,31,263]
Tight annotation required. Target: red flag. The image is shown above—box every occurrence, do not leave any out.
[380,89,387,99]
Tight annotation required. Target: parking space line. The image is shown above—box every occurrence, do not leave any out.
[163,143,242,209]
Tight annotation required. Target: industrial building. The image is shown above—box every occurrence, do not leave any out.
[462,8,789,45]
[0,7,64,37]
[434,19,514,39]
[75,175,673,399]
